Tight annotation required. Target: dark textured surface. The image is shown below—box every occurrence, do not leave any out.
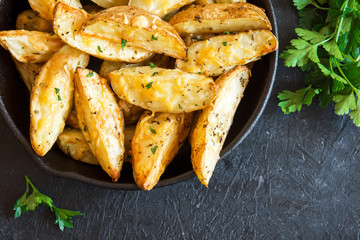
[1,0,360,239]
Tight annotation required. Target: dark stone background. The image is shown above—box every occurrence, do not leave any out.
[1,0,360,239]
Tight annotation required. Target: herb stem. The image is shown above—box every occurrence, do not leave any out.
[310,0,330,10]
[335,0,350,42]
[341,52,356,62]
[334,58,360,99]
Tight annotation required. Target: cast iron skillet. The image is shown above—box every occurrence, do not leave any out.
[0,0,278,190]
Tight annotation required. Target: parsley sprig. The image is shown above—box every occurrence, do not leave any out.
[278,0,360,126]
[13,176,84,231]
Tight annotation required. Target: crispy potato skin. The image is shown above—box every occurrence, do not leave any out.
[90,0,129,8]
[128,0,195,16]
[190,66,250,186]
[30,45,89,156]
[53,3,153,62]
[75,68,125,182]
[109,66,216,113]
[170,2,271,35]
[65,108,80,129]
[57,128,99,165]
[29,0,82,21]
[132,111,193,190]
[176,29,278,76]
[0,30,64,63]
[117,99,144,125]
[16,10,53,32]
[12,58,42,91]
[81,6,186,59]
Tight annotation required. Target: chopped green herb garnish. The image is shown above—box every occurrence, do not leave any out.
[151,145,158,155]
[197,38,204,42]
[151,35,158,41]
[84,125,87,132]
[145,81,154,89]
[121,39,127,50]
[197,72,201,74]
[149,62,157,69]
[164,14,170,22]
[152,72,159,76]
[224,31,230,34]
[86,72,93,78]
[178,104,182,109]
[13,176,84,231]
[195,104,199,106]
[222,42,227,46]
[55,88,62,101]
[97,46,103,52]
[149,125,156,134]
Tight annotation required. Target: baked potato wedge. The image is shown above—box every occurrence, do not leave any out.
[90,0,128,8]
[30,45,89,156]
[53,3,153,63]
[132,111,193,190]
[66,108,80,129]
[109,66,216,113]
[194,0,214,4]
[75,68,125,182]
[124,125,136,162]
[16,10,53,32]
[190,66,250,187]
[81,6,186,59]
[176,29,278,76]
[57,128,99,165]
[83,4,104,14]
[169,2,271,35]
[118,99,144,125]
[99,60,147,79]
[128,0,195,16]
[29,0,82,21]
[216,0,246,2]
[0,30,64,63]
[12,58,42,91]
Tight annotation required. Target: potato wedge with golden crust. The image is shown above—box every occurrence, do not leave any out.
[99,61,146,79]
[81,6,186,59]
[132,111,193,190]
[109,66,216,113]
[30,45,89,157]
[12,58,42,91]
[176,29,278,76]
[16,10,53,32]
[53,3,153,63]
[0,30,64,63]
[29,0,82,21]
[90,0,128,8]
[75,68,125,182]
[83,4,104,14]
[169,2,271,35]
[57,128,99,165]
[118,99,144,125]
[65,108,80,129]
[190,66,250,187]
[216,0,246,2]
[128,0,195,16]
[124,125,136,162]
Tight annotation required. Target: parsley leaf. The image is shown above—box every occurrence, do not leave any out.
[149,62,157,68]
[86,72,93,78]
[278,0,360,126]
[97,46,103,52]
[121,39,127,50]
[14,176,84,231]
[145,81,154,89]
[151,35,158,41]
[151,146,158,155]
[149,125,156,134]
